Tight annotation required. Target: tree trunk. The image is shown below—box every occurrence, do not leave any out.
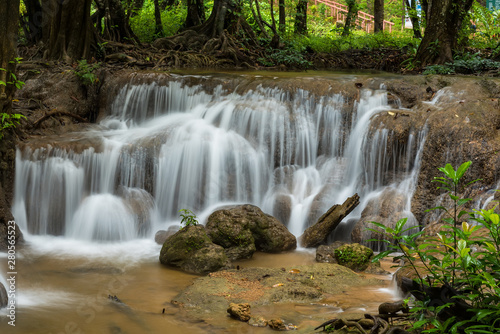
[415,0,474,66]
[279,0,286,33]
[42,0,94,61]
[184,0,205,28]
[374,0,384,33]
[192,0,235,38]
[153,0,164,37]
[294,0,308,35]
[22,0,43,45]
[0,0,24,251]
[94,0,139,43]
[342,0,358,37]
[405,0,422,39]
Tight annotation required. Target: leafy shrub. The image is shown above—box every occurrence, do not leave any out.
[74,59,100,86]
[1,113,26,139]
[370,161,500,333]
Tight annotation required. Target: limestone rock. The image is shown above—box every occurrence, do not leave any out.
[154,227,177,245]
[159,225,230,275]
[351,188,410,247]
[334,243,373,272]
[206,205,296,260]
[249,316,268,327]
[227,303,251,322]
[268,318,287,331]
[300,194,360,248]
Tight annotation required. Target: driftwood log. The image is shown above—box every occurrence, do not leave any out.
[299,194,360,248]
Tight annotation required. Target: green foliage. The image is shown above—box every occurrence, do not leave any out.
[179,209,199,229]
[1,58,25,90]
[0,113,26,140]
[73,60,100,86]
[423,53,500,75]
[130,0,186,42]
[257,46,312,69]
[370,162,500,333]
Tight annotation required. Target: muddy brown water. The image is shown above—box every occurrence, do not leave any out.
[0,236,398,334]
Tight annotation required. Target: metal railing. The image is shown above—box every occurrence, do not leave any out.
[313,0,395,33]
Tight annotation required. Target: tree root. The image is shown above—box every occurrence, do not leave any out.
[33,110,87,128]
[314,313,410,334]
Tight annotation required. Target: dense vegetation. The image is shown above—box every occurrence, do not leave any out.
[10,0,500,72]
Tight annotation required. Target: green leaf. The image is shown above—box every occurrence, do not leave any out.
[456,161,471,180]
[475,309,498,321]
[457,198,472,206]
[394,218,408,234]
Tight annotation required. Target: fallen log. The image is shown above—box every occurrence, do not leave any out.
[299,194,360,248]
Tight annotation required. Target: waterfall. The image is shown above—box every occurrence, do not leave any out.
[12,75,427,244]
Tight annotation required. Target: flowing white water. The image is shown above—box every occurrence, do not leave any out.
[12,75,427,245]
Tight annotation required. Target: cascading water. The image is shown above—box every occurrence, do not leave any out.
[12,75,427,245]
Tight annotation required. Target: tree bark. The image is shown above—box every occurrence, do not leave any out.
[94,0,138,43]
[42,0,94,61]
[184,0,205,28]
[22,0,43,45]
[191,0,235,38]
[405,0,422,39]
[294,0,308,35]
[299,194,360,248]
[374,0,384,33]
[342,0,358,37]
[415,0,474,66]
[279,0,286,33]
[0,0,24,251]
[153,0,164,37]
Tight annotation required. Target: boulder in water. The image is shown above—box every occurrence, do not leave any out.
[159,225,230,275]
[206,205,296,260]
[333,243,373,272]
[227,303,251,322]
[154,226,178,245]
[315,241,347,263]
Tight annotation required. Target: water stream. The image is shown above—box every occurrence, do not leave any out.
[2,72,427,332]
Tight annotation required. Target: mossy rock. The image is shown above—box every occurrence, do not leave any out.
[159,225,230,274]
[334,243,373,272]
[206,205,296,261]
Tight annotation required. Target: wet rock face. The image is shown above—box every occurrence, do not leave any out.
[159,225,230,275]
[206,205,296,260]
[351,188,408,248]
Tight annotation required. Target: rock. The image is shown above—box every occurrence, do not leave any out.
[315,241,347,263]
[268,318,287,331]
[271,193,292,225]
[0,282,7,309]
[378,300,409,315]
[159,225,230,275]
[334,243,373,272]
[299,194,360,248]
[154,227,177,245]
[249,316,268,327]
[206,205,296,260]
[351,188,410,248]
[227,303,251,322]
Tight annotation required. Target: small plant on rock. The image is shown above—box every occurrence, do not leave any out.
[179,209,199,230]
